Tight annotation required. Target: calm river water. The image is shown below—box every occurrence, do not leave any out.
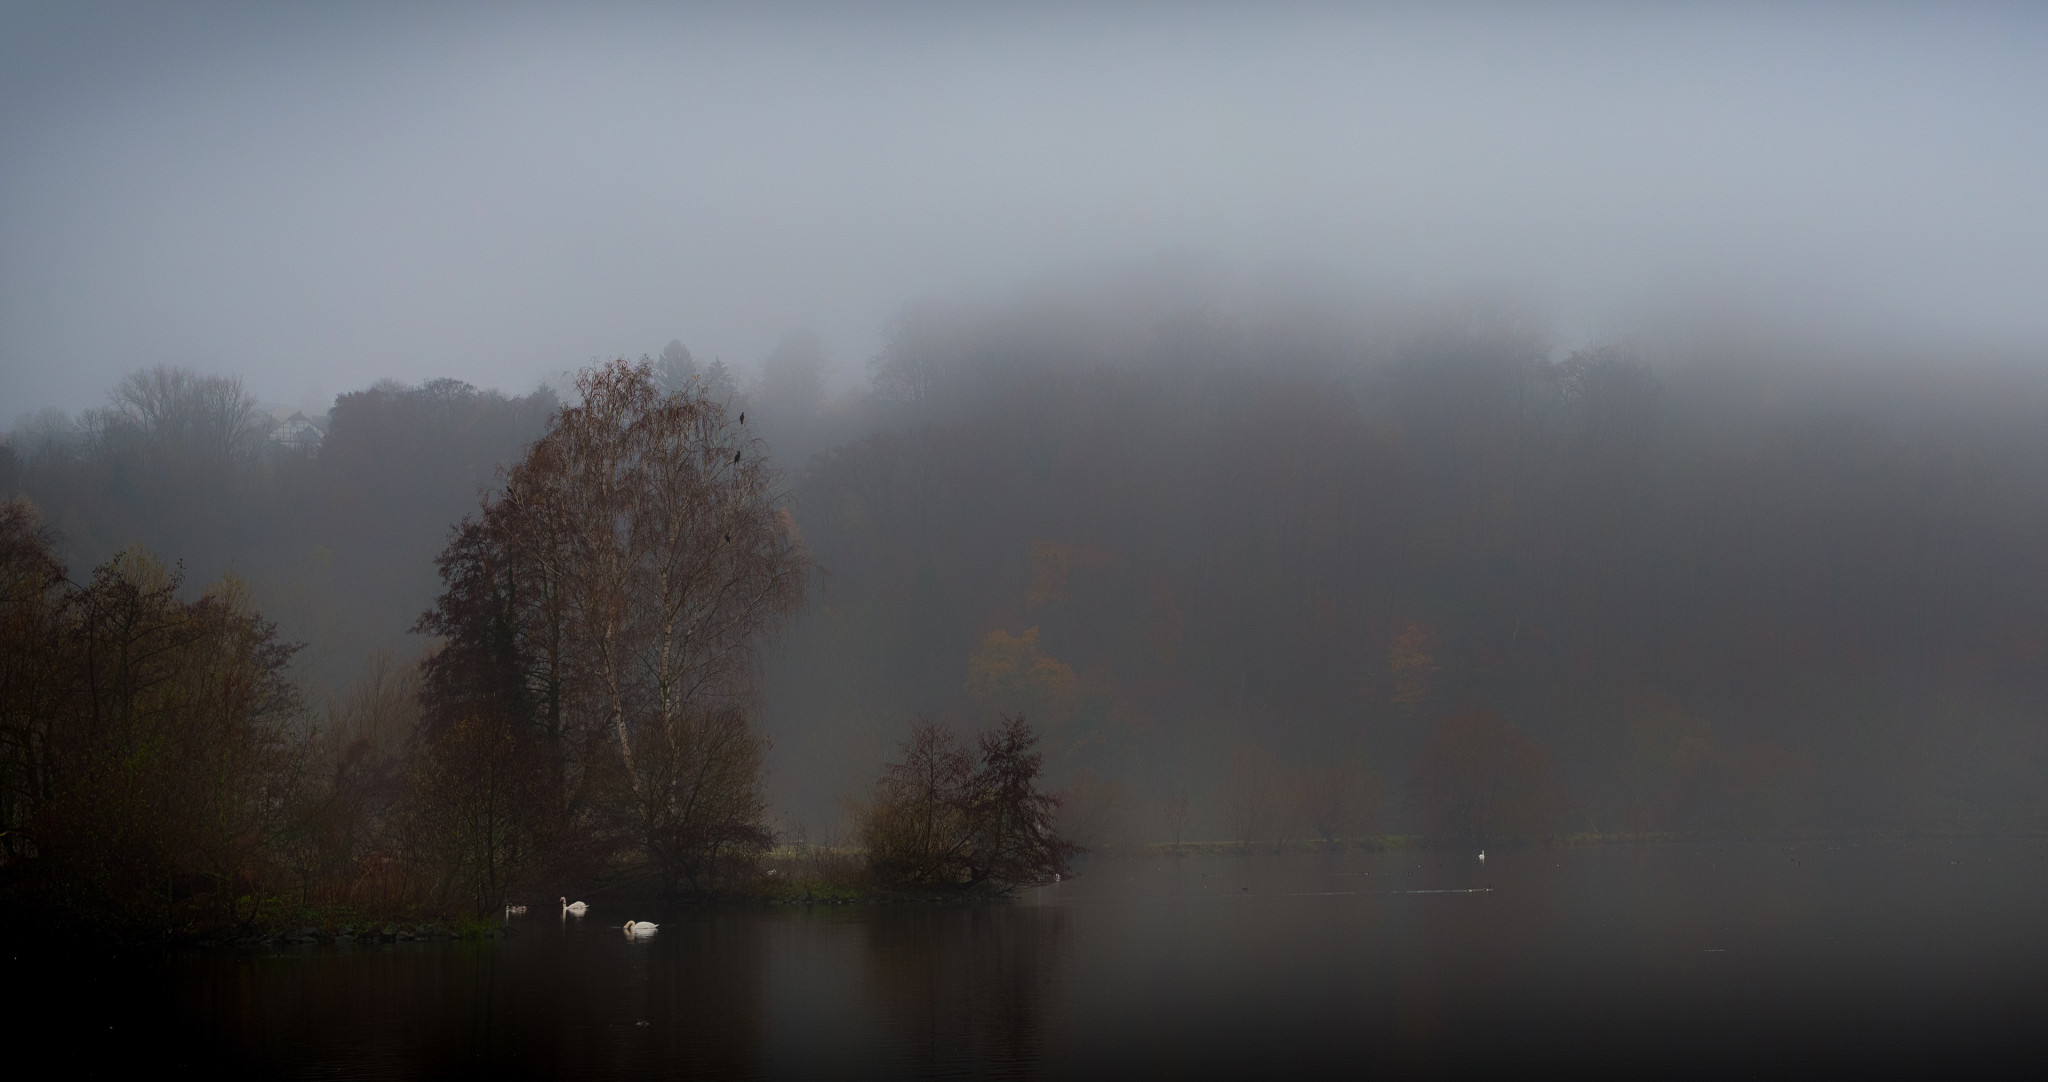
[17,839,2048,1076]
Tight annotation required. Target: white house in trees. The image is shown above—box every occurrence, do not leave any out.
[269,411,325,453]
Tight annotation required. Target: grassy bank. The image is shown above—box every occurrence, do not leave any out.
[746,845,1024,906]
[1080,832,1693,858]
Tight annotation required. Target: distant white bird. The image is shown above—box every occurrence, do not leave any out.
[561,897,589,914]
[623,920,658,936]
[1478,850,1487,862]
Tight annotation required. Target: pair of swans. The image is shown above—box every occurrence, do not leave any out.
[561,897,657,936]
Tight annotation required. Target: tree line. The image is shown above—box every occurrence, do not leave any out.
[0,359,1071,935]
[8,269,2048,867]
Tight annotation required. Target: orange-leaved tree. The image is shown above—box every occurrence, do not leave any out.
[418,359,808,896]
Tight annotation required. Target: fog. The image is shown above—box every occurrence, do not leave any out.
[6,2,2048,412]
[13,8,2048,1072]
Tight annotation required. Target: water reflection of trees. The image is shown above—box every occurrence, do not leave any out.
[861,905,1068,1077]
[594,913,772,1077]
[171,916,772,1078]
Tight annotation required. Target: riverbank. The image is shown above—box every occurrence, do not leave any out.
[737,833,1677,904]
[748,845,1020,907]
[205,916,508,949]
[0,877,518,951]
[1077,831,1685,858]
[12,828,2019,949]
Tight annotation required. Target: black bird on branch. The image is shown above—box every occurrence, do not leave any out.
[739,412,745,424]
[733,450,741,464]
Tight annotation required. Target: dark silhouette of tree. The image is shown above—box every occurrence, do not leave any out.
[861,717,974,889]
[966,716,1074,886]
[863,715,1072,892]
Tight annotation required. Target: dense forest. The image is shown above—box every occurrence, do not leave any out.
[5,275,2048,933]
[772,288,2048,844]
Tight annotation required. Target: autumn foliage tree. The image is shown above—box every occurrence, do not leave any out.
[406,711,551,915]
[278,653,419,911]
[862,715,1074,893]
[0,501,67,864]
[0,501,303,931]
[1406,710,1571,843]
[417,359,807,896]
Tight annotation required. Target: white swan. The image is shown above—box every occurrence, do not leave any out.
[1477,850,1487,862]
[623,920,658,936]
[561,897,589,914]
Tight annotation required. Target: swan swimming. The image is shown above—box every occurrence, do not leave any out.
[623,920,658,936]
[1478,850,1486,862]
[561,897,589,914]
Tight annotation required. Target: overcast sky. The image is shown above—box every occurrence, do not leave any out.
[4,1,2046,413]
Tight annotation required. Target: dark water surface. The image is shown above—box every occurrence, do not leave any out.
[16,839,2048,1077]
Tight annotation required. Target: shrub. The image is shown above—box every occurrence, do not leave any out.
[862,715,1074,892]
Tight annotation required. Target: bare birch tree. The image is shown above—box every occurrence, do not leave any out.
[425,359,807,893]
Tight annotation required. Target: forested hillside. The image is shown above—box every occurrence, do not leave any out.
[8,280,2048,849]
[761,286,2048,842]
